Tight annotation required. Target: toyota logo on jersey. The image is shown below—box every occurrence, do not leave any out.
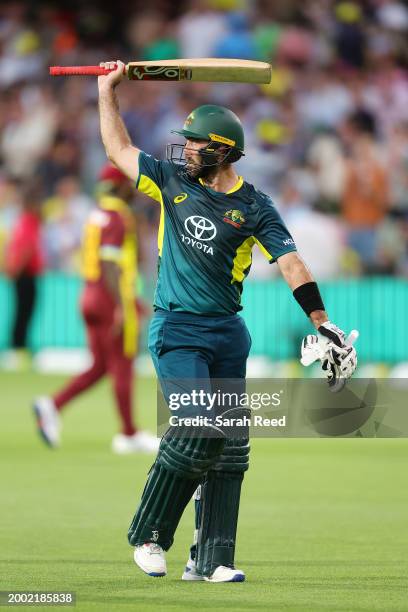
[184,216,217,241]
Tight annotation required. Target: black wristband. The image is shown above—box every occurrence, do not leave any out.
[293,282,325,316]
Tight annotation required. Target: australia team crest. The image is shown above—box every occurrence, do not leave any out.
[223,209,246,229]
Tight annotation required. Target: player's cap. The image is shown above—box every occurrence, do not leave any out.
[98,163,129,185]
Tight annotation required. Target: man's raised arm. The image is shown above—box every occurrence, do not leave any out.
[98,60,141,182]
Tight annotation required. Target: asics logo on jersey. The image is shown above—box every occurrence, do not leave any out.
[174,192,189,204]
[184,216,217,241]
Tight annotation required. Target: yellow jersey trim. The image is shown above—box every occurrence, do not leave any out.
[231,236,255,284]
[138,174,165,256]
[254,237,273,261]
[226,176,244,195]
[198,175,244,195]
[230,236,274,285]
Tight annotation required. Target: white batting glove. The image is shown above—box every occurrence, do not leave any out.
[301,322,358,392]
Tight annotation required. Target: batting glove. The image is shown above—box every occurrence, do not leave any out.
[301,322,358,392]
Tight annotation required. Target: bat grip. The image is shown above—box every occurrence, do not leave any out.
[49,65,126,76]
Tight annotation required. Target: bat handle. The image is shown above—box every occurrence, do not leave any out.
[49,65,127,76]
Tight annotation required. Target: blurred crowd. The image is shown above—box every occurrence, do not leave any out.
[0,0,408,282]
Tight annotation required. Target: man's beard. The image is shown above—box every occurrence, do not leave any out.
[185,159,218,180]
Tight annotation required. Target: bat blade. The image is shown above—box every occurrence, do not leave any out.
[126,59,272,84]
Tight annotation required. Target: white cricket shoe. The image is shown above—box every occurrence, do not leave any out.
[134,543,167,577]
[112,431,160,454]
[33,396,61,448]
[181,557,204,581]
[204,565,245,583]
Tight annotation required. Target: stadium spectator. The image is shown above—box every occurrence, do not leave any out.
[43,175,92,271]
[340,109,389,272]
[0,0,407,303]
[4,177,44,367]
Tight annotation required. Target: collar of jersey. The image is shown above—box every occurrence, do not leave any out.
[198,175,244,195]
[99,195,127,212]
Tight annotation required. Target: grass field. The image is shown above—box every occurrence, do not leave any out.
[1,371,408,611]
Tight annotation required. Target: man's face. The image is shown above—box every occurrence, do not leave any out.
[183,138,210,178]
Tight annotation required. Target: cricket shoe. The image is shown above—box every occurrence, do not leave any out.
[204,566,245,583]
[33,396,61,448]
[112,431,160,454]
[181,557,204,581]
[134,543,167,577]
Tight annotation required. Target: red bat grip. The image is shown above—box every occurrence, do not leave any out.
[49,65,126,76]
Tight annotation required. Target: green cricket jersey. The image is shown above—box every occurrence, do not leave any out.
[136,152,297,315]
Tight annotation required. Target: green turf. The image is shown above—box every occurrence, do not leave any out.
[1,371,407,611]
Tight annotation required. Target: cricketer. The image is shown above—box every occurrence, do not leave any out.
[97,60,357,583]
[33,163,158,453]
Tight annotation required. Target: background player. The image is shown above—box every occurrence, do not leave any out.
[4,178,44,370]
[97,61,357,582]
[33,163,159,454]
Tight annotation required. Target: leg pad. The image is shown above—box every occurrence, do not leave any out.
[128,431,226,550]
[128,461,200,550]
[196,470,244,576]
[157,428,225,478]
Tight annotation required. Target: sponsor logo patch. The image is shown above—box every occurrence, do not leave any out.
[174,192,188,204]
[181,234,214,255]
[129,66,184,81]
[184,216,217,241]
[209,133,236,146]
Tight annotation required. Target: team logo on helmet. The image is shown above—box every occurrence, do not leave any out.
[184,112,194,127]
[223,209,246,229]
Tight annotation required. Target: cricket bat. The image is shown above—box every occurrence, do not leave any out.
[49,58,272,84]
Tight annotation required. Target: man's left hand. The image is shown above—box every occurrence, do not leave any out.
[301,322,358,392]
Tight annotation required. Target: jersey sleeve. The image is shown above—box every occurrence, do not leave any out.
[253,195,297,263]
[136,151,168,204]
[99,211,125,262]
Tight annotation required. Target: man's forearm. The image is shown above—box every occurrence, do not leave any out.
[98,87,132,162]
[277,252,328,329]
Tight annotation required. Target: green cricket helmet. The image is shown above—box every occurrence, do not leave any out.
[172,104,245,153]
[167,104,245,172]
